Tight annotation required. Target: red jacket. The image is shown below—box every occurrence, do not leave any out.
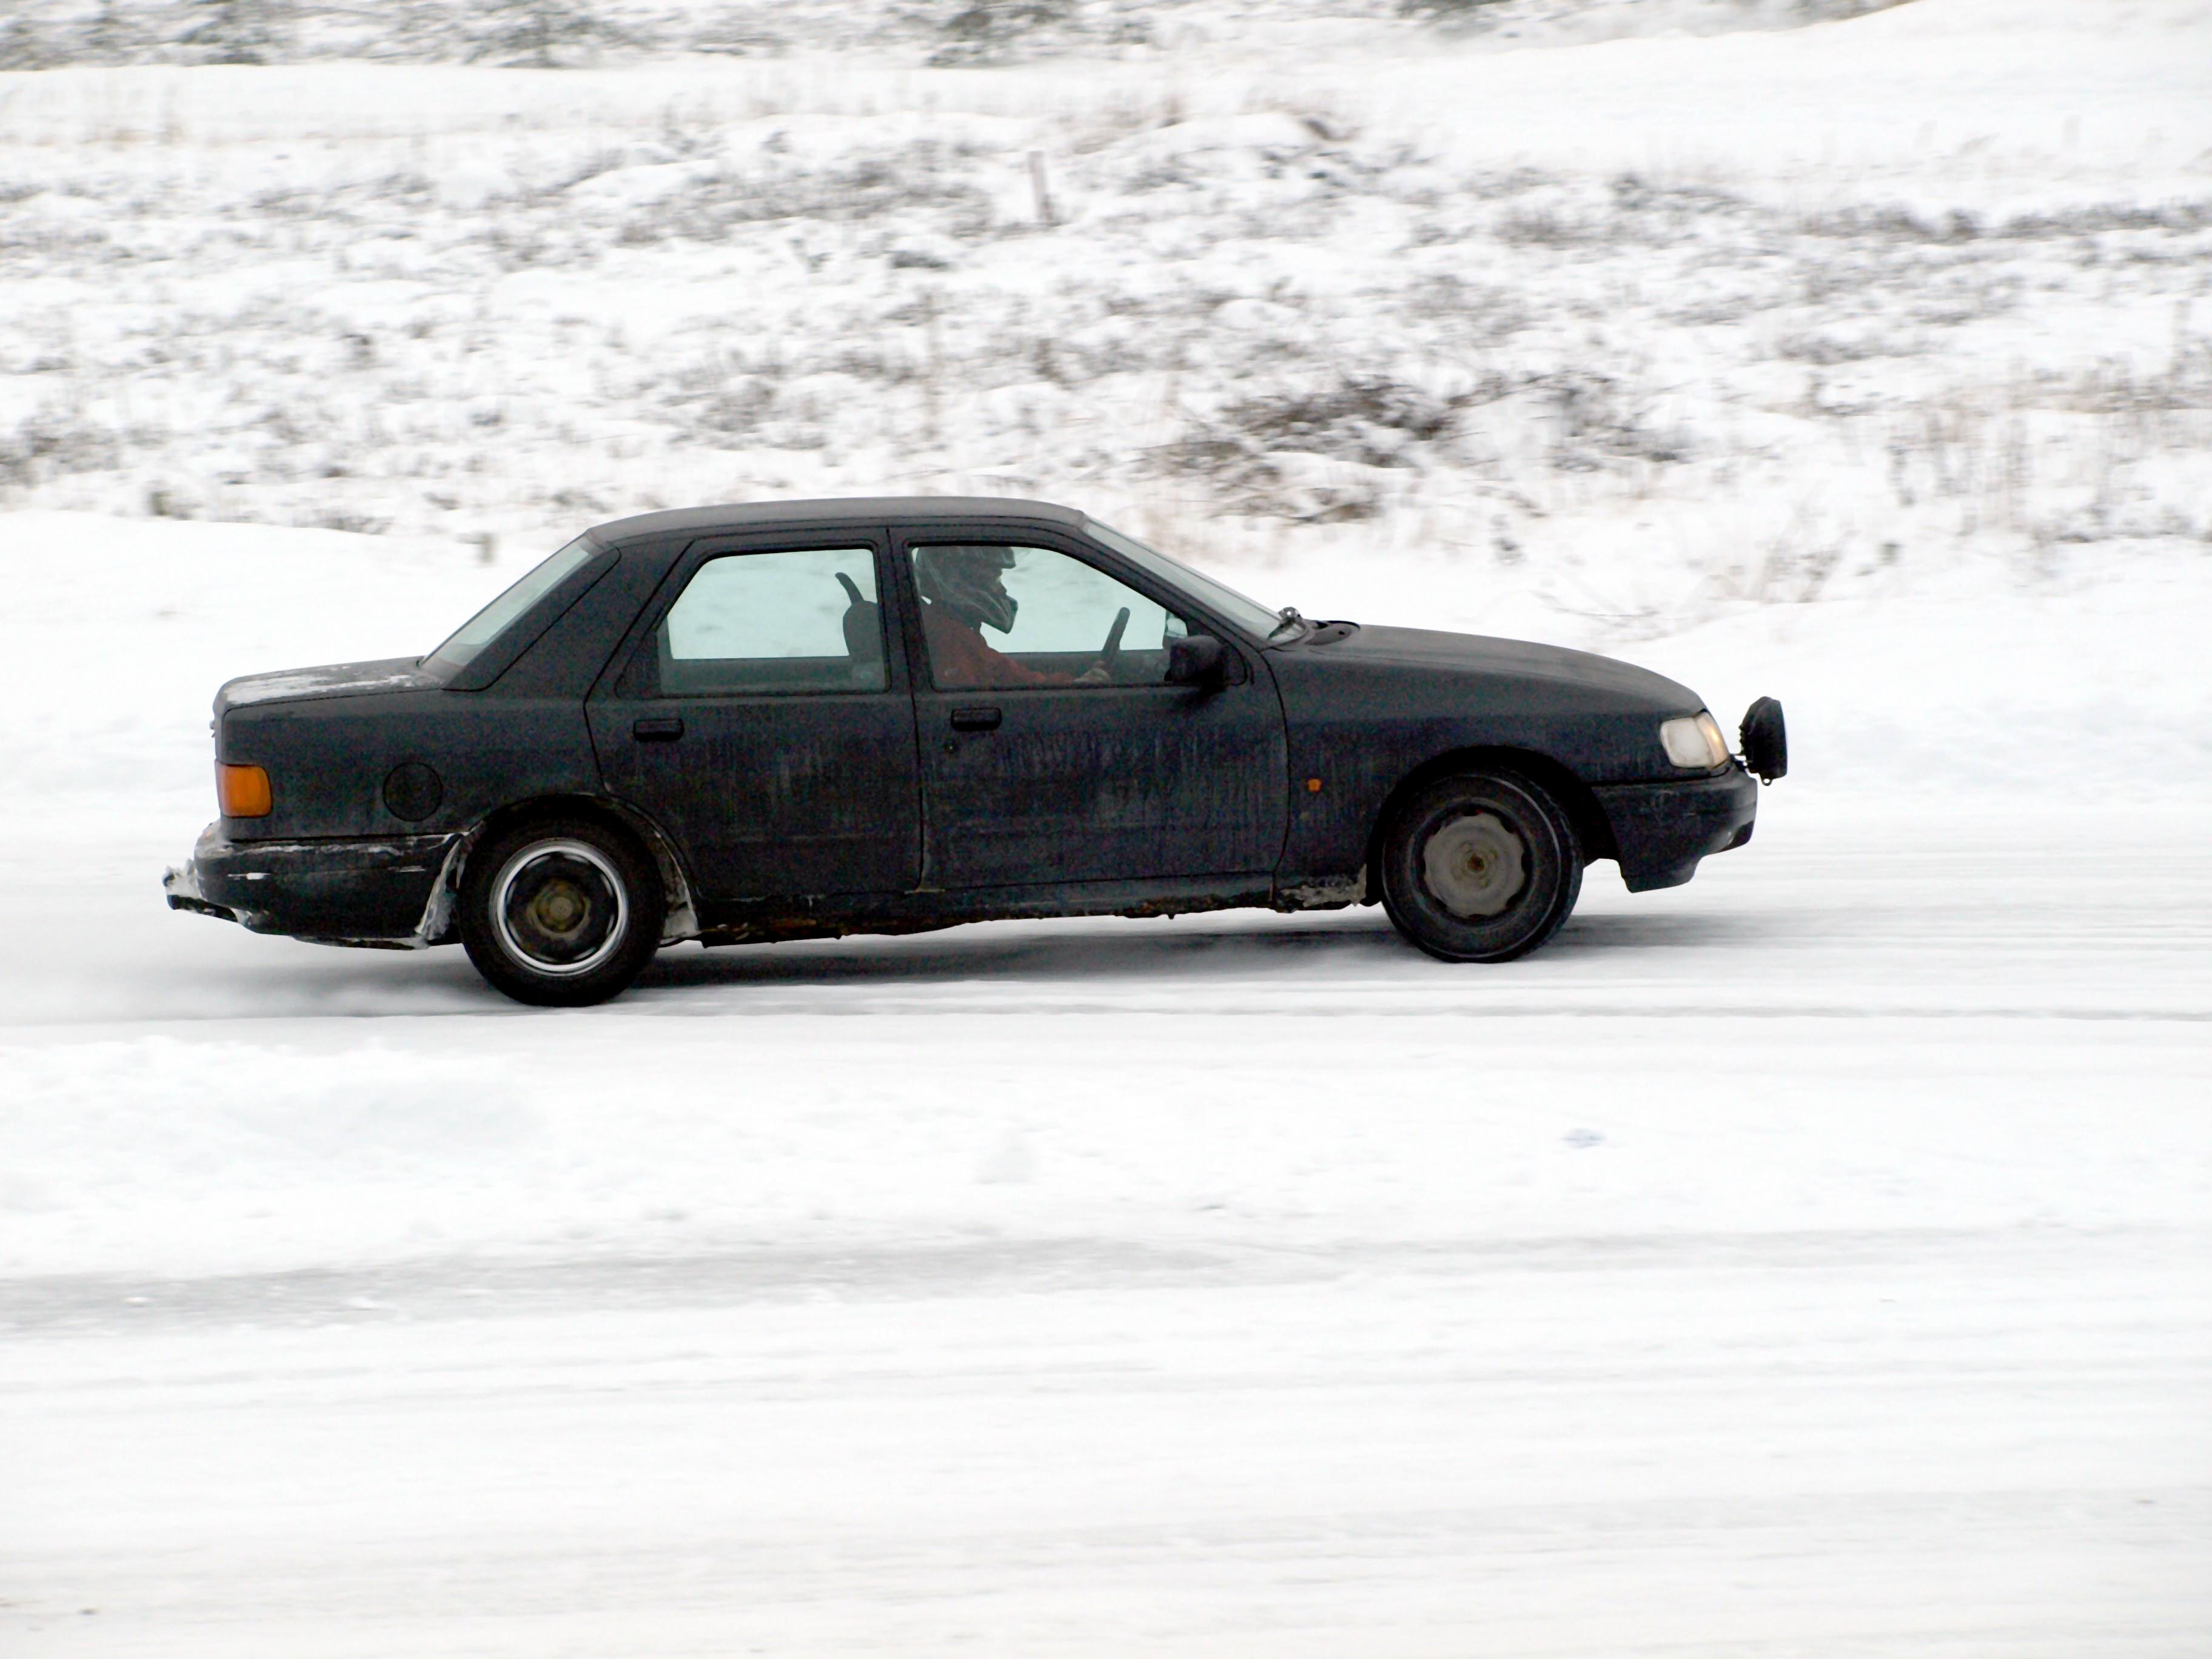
[920,603,1073,689]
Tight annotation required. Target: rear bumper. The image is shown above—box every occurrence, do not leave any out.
[1592,766,1758,893]
[164,823,462,945]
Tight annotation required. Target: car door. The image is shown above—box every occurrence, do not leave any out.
[588,531,922,903]
[894,526,1288,891]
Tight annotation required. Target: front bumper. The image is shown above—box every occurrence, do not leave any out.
[164,823,463,945]
[1592,766,1758,893]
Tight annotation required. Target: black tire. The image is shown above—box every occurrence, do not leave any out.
[459,816,664,1007]
[1378,771,1583,964]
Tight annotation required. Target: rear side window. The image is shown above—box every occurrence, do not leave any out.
[426,537,597,673]
[657,547,885,695]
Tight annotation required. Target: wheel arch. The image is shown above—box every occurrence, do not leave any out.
[444,793,700,945]
[1363,746,1616,897]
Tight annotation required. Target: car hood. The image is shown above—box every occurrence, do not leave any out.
[216,657,438,714]
[1301,625,1699,711]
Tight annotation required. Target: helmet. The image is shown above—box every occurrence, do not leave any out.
[914,545,1018,634]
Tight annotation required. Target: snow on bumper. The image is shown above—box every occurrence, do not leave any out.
[164,823,463,947]
[1593,766,1759,893]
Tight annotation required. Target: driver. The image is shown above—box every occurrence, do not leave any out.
[913,545,1108,689]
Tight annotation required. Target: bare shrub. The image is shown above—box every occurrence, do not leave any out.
[0,0,649,67]
[1495,208,1596,249]
[1801,206,1983,244]
[1537,370,1688,469]
[927,0,1075,65]
[1405,275,1532,343]
[1996,201,2212,239]
[1156,374,1500,521]
[0,19,51,69]
[0,2,150,67]
[1398,0,1512,21]
[307,508,391,534]
[177,0,295,65]
[680,9,789,58]
[1791,0,1917,17]
[0,412,134,492]
[1609,173,1744,216]
[1728,537,1847,605]
[690,380,779,445]
[1179,375,1486,467]
[1776,332,1895,366]
[1168,449,1391,523]
[452,0,635,66]
[617,147,991,245]
[1404,0,1916,33]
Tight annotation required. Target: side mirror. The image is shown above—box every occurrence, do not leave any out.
[1164,633,1226,688]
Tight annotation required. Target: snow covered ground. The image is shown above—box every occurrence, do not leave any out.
[4,1,2211,1653]
[5,781,2210,1654]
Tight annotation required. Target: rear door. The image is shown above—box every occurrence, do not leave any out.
[893,525,1287,891]
[588,529,922,903]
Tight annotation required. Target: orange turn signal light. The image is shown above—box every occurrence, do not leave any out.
[216,762,272,818]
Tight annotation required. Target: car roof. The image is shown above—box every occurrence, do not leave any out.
[586,497,1087,546]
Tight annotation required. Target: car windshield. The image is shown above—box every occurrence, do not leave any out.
[1082,518,1300,642]
[424,537,597,672]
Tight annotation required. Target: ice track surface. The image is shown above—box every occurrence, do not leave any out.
[4,802,2210,1657]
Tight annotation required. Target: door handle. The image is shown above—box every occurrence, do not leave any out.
[949,706,1002,732]
[632,716,685,742]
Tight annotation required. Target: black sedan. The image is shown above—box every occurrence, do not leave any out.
[164,497,1786,1005]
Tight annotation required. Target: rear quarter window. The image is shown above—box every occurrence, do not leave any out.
[425,538,598,675]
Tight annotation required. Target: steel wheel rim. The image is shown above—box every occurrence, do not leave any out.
[1419,810,1528,919]
[491,839,628,977]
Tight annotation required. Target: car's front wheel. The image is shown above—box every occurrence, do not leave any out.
[1378,771,1583,963]
[460,816,664,1006]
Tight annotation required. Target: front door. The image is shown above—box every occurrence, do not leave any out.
[589,534,921,903]
[896,531,1287,891]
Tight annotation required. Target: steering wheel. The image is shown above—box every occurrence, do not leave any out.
[1097,607,1130,681]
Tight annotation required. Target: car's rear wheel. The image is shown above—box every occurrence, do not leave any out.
[1378,771,1583,963]
[460,816,664,1006]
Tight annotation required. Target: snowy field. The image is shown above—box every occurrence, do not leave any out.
[5,0,2212,1653]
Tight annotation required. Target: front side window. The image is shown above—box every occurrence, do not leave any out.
[1081,518,1289,641]
[657,547,885,695]
[910,543,1187,691]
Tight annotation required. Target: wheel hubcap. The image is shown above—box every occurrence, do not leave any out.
[492,840,628,977]
[1420,811,1527,919]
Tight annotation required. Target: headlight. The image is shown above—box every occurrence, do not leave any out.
[1658,712,1729,770]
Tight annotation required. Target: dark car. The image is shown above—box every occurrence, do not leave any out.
[164,497,1786,1005]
